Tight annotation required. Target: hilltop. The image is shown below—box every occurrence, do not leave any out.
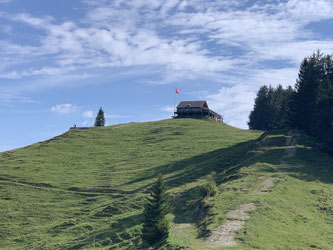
[0,119,332,249]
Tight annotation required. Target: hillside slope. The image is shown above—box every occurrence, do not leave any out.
[0,119,332,249]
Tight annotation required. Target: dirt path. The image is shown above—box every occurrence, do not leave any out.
[280,132,297,164]
[205,220,245,247]
[205,132,297,248]
[205,203,256,247]
[254,176,276,194]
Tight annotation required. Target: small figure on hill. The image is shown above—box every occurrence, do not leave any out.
[94,107,105,126]
[141,174,172,248]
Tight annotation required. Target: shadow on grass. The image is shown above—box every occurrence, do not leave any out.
[278,147,333,184]
[63,131,333,249]
[259,131,333,184]
[123,136,265,192]
[66,213,143,249]
[124,132,291,194]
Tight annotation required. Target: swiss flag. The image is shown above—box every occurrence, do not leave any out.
[175,88,180,94]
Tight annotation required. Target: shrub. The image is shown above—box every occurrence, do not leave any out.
[202,179,218,197]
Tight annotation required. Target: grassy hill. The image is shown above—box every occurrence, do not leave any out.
[0,118,332,249]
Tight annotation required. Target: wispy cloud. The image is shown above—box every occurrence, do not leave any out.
[1,0,333,82]
[82,120,93,127]
[1,0,333,128]
[51,104,78,114]
[0,92,37,105]
[82,110,128,121]
[105,113,128,119]
[160,105,175,113]
[82,110,94,118]
[207,85,257,129]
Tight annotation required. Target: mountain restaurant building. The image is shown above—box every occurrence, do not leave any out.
[174,101,223,122]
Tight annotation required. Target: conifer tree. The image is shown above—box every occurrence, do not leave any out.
[291,51,323,132]
[248,50,333,153]
[248,85,294,130]
[310,54,333,153]
[141,174,172,248]
[94,107,105,126]
[291,51,333,153]
[248,85,271,130]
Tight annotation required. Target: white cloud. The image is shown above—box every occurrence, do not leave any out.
[248,68,299,88]
[160,0,180,16]
[207,85,257,129]
[82,110,94,118]
[82,120,93,126]
[13,13,52,27]
[2,0,332,82]
[160,105,175,113]
[51,104,77,114]
[0,92,37,104]
[1,0,333,128]
[104,113,128,119]
[253,40,333,63]
[1,2,243,81]
[284,0,333,23]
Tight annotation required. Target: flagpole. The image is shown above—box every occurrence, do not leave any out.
[173,88,180,118]
[173,88,176,117]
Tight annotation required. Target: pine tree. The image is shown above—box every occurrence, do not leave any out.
[141,174,172,248]
[248,51,333,153]
[94,107,105,126]
[269,84,294,129]
[248,85,294,130]
[312,54,333,153]
[291,50,324,132]
[279,86,294,129]
[248,85,271,130]
[291,51,333,153]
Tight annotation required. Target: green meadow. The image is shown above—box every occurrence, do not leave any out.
[0,118,332,249]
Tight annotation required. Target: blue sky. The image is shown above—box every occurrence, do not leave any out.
[1,0,333,152]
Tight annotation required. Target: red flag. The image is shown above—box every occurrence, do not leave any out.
[175,88,180,94]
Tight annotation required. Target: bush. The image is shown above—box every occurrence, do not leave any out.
[202,179,218,197]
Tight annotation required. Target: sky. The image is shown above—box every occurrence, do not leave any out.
[1,0,333,152]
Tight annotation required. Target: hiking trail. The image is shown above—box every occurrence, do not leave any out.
[205,132,297,248]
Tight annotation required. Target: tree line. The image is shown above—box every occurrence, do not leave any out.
[248,51,333,154]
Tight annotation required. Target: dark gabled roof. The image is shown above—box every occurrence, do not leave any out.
[177,101,209,109]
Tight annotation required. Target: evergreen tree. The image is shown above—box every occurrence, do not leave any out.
[291,50,324,132]
[248,85,294,130]
[141,174,172,248]
[291,51,333,153]
[248,50,333,153]
[312,54,333,153]
[248,85,271,130]
[94,107,105,126]
[269,84,294,129]
[279,86,294,129]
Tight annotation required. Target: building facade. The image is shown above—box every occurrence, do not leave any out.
[174,101,223,121]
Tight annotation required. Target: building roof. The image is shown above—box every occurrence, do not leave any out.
[176,101,209,109]
[175,100,222,120]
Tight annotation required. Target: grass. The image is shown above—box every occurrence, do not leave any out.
[0,119,260,249]
[199,131,333,250]
[0,118,332,249]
